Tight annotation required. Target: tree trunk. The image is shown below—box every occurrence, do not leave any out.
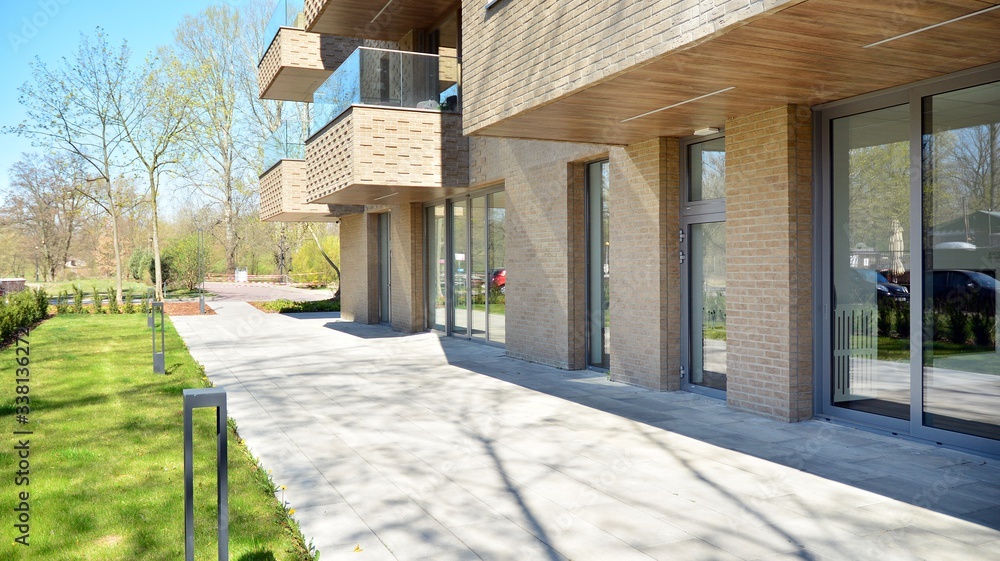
[150,171,164,301]
[110,203,124,305]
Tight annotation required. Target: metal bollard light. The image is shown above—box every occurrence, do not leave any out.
[147,288,155,328]
[151,302,165,374]
[183,387,229,561]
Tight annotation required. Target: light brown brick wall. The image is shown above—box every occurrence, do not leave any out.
[306,108,469,203]
[389,203,425,333]
[462,0,800,135]
[469,136,610,369]
[340,212,379,323]
[725,104,813,421]
[608,138,681,390]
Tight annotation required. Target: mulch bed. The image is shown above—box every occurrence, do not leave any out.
[163,302,216,316]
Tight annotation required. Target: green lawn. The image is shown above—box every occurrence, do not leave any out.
[0,314,314,560]
[27,278,150,295]
[250,298,341,313]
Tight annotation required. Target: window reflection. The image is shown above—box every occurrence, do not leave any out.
[831,105,911,420]
[922,81,1000,440]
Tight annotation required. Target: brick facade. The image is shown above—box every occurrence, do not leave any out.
[462,0,798,135]
[608,138,681,390]
[470,136,609,369]
[339,212,379,323]
[725,105,813,421]
[388,203,425,333]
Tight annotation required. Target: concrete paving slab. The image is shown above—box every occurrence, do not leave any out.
[169,306,1000,561]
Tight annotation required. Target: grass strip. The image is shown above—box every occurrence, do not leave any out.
[249,299,341,314]
[0,314,314,560]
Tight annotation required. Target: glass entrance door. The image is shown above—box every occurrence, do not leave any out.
[587,161,610,368]
[681,136,726,396]
[377,212,390,324]
[688,221,727,391]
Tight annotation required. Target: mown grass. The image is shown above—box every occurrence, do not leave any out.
[0,314,314,560]
[26,278,150,295]
[249,298,340,313]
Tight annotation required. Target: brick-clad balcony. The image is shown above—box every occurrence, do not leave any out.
[302,47,467,205]
[305,106,467,205]
[258,28,364,102]
[303,0,457,41]
[257,0,400,102]
[259,121,363,221]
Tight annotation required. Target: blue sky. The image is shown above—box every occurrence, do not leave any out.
[0,0,250,188]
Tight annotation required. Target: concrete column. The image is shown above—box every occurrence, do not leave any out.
[725,104,813,421]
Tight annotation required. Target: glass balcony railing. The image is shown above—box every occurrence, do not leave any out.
[260,0,306,63]
[264,120,307,171]
[310,47,461,136]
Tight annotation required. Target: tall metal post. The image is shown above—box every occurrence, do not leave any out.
[183,388,228,561]
[198,229,206,315]
[152,302,165,374]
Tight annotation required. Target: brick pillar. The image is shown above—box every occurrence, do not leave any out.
[725,105,813,421]
[389,202,425,333]
[339,212,379,324]
[608,137,681,390]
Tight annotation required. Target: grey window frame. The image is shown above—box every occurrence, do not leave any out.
[814,62,1000,457]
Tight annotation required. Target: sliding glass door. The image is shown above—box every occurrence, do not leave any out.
[426,188,507,344]
[820,67,1000,454]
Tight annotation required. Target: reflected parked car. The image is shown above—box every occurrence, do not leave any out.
[490,268,506,293]
[849,268,909,304]
[932,270,1000,311]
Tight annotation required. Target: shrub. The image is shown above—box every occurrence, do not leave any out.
[893,300,910,339]
[107,288,120,314]
[0,288,48,341]
[123,290,135,314]
[128,248,152,281]
[56,290,70,315]
[161,235,201,291]
[91,286,102,314]
[152,250,175,291]
[970,311,996,347]
[73,285,85,313]
[944,306,969,345]
[878,303,893,337]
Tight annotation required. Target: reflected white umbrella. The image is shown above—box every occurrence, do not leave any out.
[890,219,905,276]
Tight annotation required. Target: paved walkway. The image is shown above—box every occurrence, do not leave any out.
[171,302,1000,561]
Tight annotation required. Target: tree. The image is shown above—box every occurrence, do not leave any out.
[5,30,135,302]
[174,6,257,273]
[2,153,89,281]
[110,46,192,300]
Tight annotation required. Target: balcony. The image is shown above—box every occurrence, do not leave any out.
[304,48,468,205]
[258,0,368,102]
[303,0,458,41]
[260,122,359,222]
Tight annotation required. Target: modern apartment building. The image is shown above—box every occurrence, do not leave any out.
[257,0,1000,456]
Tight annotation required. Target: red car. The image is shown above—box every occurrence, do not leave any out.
[490,268,506,293]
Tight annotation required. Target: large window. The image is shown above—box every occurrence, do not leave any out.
[820,66,1000,453]
[426,189,506,344]
[830,105,911,419]
[587,161,610,368]
[922,81,1000,441]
